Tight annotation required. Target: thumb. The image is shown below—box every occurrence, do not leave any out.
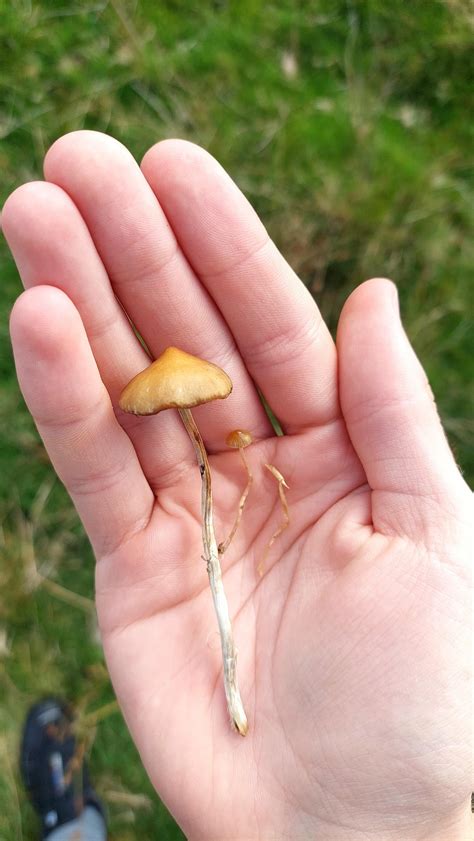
[337,278,466,537]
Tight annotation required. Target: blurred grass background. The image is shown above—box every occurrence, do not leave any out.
[0,1,472,838]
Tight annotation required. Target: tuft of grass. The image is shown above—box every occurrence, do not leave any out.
[0,1,472,838]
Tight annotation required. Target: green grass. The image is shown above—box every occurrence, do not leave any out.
[1,1,472,838]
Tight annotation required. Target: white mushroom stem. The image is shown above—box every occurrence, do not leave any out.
[178,407,248,736]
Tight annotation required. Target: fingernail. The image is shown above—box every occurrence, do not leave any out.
[389,282,400,318]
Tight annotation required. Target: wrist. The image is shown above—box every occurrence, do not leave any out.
[324,804,473,841]
[283,803,472,841]
[186,800,473,841]
[411,806,473,841]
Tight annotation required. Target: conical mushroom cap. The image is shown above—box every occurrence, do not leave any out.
[119,347,233,415]
[226,430,253,449]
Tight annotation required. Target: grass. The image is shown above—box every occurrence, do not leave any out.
[0,1,472,838]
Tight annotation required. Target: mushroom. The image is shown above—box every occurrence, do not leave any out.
[258,463,290,577]
[119,347,248,736]
[218,430,253,556]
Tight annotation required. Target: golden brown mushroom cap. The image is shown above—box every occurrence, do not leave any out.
[119,347,233,416]
[226,430,253,449]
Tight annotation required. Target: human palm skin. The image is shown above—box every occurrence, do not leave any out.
[4,133,472,841]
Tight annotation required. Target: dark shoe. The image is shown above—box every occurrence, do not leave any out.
[20,697,105,838]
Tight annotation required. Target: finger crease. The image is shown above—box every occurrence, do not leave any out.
[67,452,135,498]
[202,234,271,281]
[243,313,324,371]
[34,391,108,432]
[111,240,181,289]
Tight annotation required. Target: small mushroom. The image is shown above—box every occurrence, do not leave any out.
[119,347,248,736]
[219,430,253,556]
[258,463,290,577]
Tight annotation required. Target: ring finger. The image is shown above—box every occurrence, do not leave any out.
[2,180,193,490]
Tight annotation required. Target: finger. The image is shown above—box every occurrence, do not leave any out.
[2,180,192,490]
[337,278,464,535]
[43,131,272,447]
[2,181,149,402]
[141,139,339,433]
[10,285,154,557]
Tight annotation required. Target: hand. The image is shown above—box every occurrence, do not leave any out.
[4,132,471,841]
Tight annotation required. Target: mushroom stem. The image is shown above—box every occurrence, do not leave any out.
[178,407,248,736]
[218,448,253,555]
[258,464,290,578]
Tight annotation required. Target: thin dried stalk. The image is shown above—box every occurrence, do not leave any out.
[218,448,253,555]
[258,464,290,577]
[178,408,248,736]
[39,577,95,613]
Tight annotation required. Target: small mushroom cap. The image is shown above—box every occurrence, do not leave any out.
[119,347,233,415]
[226,429,253,449]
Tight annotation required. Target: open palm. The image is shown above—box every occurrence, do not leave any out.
[5,133,471,841]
